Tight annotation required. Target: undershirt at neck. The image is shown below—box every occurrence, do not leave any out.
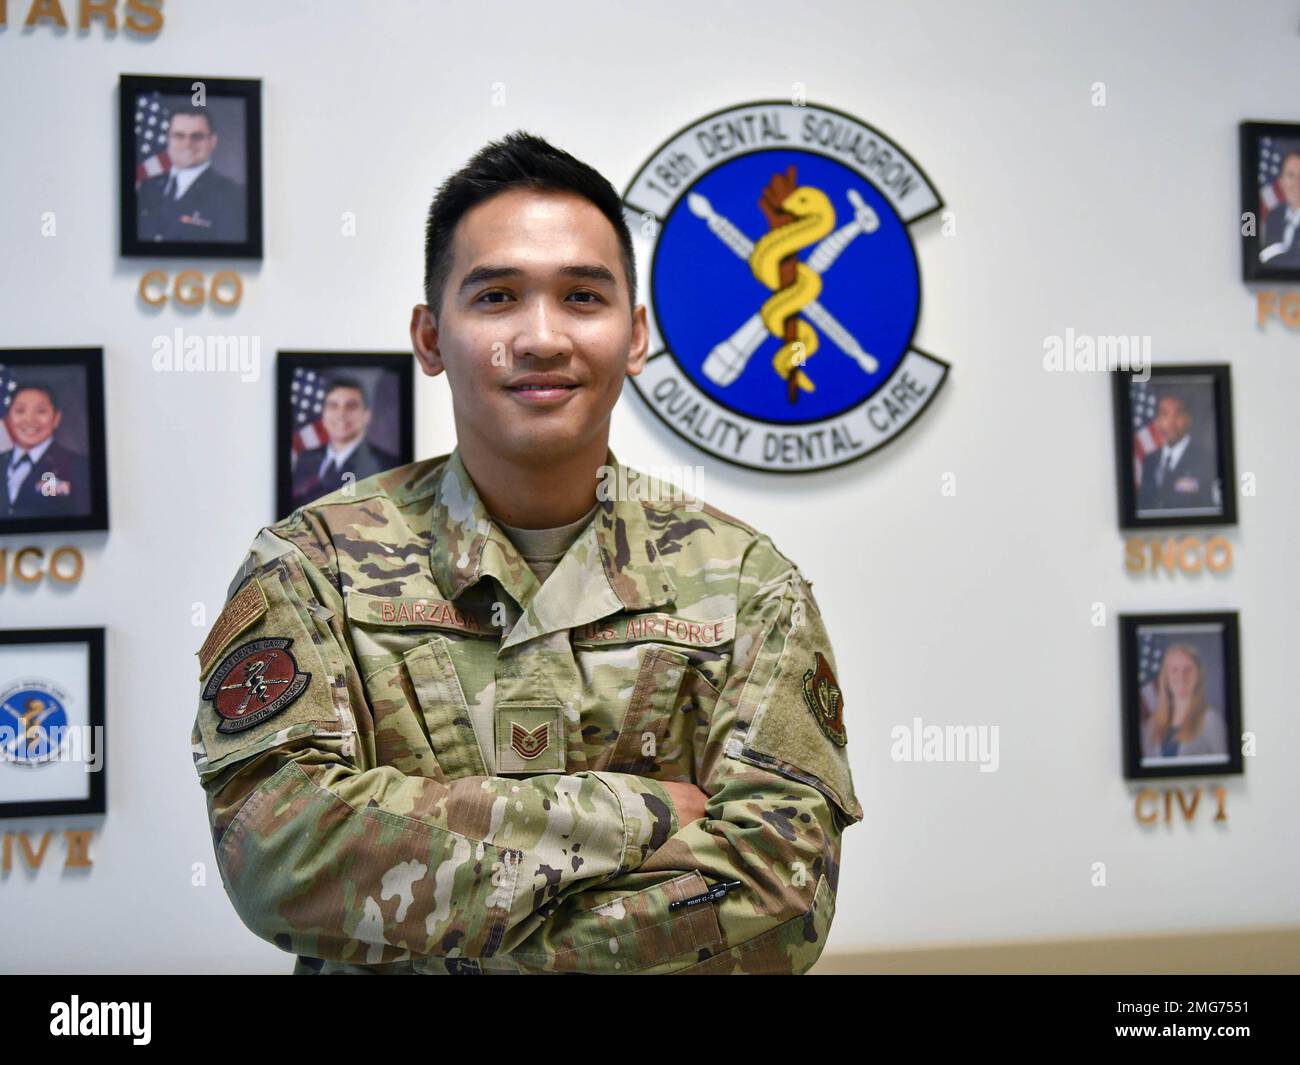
[494,503,599,585]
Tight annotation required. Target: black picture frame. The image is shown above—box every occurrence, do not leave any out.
[276,352,416,520]
[1120,612,1242,780]
[1240,120,1300,282]
[0,347,110,535]
[0,627,106,819]
[119,73,264,259]
[1110,363,1237,529]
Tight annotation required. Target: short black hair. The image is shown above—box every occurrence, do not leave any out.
[323,375,369,408]
[423,130,636,317]
[10,380,58,412]
[169,107,215,135]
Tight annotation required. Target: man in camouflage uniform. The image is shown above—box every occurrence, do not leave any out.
[192,131,862,974]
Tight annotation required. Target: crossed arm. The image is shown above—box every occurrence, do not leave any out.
[195,529,854,974]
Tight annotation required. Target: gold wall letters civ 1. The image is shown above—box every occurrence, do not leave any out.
[1,0,162,34]
[1134,786,1228,825]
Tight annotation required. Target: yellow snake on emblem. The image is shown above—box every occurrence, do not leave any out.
[748,186,836,393]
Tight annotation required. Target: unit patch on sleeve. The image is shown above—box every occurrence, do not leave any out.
[201,637,311,734]
[802,651,847,746]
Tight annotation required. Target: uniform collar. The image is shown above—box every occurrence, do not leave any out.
[428,445,676,647]
[10,436,54,467]
[1163,432,1192,469]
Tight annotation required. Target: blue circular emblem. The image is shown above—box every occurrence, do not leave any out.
[624,101,950,472]
[0,680,71,765]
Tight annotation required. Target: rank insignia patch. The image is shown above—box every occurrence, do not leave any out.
[802,651,847,746]
[201,637,311,734]
[510,721,550,761]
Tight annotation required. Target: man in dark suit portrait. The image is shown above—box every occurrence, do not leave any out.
[137,107,247,244]
[1137,392,1220,513]
[290,376,399,508]
[1259,149,1300,268]
[1,381,91,519]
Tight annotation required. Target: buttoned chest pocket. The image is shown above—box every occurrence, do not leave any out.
[573,612,734,781]
[344,591,495,781]
[603,645,691,775]
[341,636,490,782]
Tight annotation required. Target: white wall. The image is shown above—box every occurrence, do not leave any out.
[1,0,1297,973]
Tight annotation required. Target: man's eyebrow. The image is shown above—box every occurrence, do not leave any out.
[557,263,618,286]
[457,263,618,294]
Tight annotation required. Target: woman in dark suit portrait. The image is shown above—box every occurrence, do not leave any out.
[1,381,91,519]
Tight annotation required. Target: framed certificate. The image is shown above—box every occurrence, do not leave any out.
[0,628,106,819]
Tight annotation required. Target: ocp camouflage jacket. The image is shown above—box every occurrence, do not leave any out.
[191,446,862,974]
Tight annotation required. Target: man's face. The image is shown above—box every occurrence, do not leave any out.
[1281,154,1300,210]
[1155,396,1190,445]
[321,386,370,447]
[412,187,647,465]
[5,389,61,450]
[167,113,217,169]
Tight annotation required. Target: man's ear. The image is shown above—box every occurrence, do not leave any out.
[410,304,445,377]
[625,303,650,377]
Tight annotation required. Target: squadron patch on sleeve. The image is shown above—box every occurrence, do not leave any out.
[197,578,269,679]
[201,637,311,734]
[802,652,847,747]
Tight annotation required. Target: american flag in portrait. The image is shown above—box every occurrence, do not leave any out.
[1256,136,1299,228]
[1136,628,1168,722]
[289,368,329,468]
[0,364,18,451]
[134,91,174,189]
[1129,377,1165,487]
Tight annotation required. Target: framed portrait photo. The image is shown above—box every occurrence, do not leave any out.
[276,353,415,519]
[119,74,263,258]
[1240,120,1300,282]
[1111,364,1237,529]
[1120,612,1242,780]
[0,348,109,535]
[0,628,106,819]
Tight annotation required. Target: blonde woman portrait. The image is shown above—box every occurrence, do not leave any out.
[1141,642,1229,764]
